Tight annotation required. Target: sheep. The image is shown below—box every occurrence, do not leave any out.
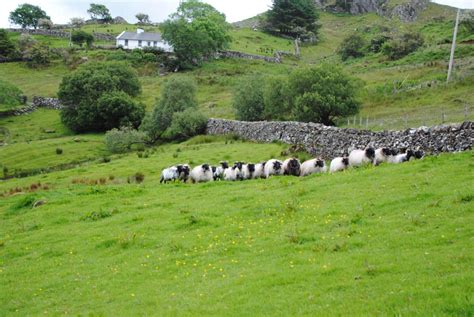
[329,157,350,173]
[282,158,301,176]
[160,166,179,184]
[374,147,396,165]
[253,162,266,179]
[348,147,376,167]
[177,164,190,182]
[241,163,256,180]
[264,159,283,178]
[189,164,214,183]
[413,150,425,160]
[300,158,327,176]
[223,165,242,181]
[212,161,228,180]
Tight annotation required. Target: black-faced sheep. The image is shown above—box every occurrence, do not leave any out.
[189,164,214,183]
[300,158,327,176]
[223,165,242,181]
[241,163,256,180]
[349,148,376,167]
[329,157,350,173]
[177,164,190,182]
[264,159,283,178]
[253,162,266,179]
[160,166,179,184]
[374,148,396,165]
[212,161,228,180]
[282,158,301,176]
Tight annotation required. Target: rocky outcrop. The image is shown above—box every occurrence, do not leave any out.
[207,119,473,159]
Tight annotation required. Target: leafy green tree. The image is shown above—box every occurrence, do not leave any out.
[338,34,366,61]
[165,108,208,141]
[140,77,199,141]
[161,0,231,68]
[232,75,266,121]
[289,65,360,126]
[24,43,51,67]
[71,30,94,48]
[0,79,26,106]
[87,3,112,22]
[97,91,145,131]
[135,13,151,24]
[9,4,50,29]
[263,76,291,121]
[0,29,18,59]
[265,0,320,40]
[59,62,142,132]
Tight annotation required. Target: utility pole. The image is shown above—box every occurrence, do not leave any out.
[447,8,461,83]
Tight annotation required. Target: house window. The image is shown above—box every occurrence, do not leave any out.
[153,41,157,47]
[124,39,128,46]
[138,40,142,47]
[147,41,151,46]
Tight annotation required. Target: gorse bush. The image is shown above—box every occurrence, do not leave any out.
[104,127,147,154]
[338,34,366,61]
[59,62,143,132]
[24,43,51,67]
[382,32,424,60]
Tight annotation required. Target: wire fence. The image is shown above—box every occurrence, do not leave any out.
[342,105,473,131]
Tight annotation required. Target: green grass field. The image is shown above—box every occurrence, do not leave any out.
[0,136,473,315]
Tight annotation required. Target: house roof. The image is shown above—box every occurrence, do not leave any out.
[116,31,163,41]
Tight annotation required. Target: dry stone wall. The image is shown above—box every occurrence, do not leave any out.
[207,119,473,159]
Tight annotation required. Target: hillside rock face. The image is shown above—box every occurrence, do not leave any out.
[207,119,473,159]
[316,0,429,22]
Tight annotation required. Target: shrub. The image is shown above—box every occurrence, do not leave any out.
[338,34,366,61]
[97,91,145,131]
[104,127,147,154]
[0,79,26,106]
[0,29,18,59]
[369,34,391,53]
[59,62,142,132]
[55,148,63,155]
[232,75,266,121]
[38,18,53,29]
[140,76,197,141]
[71,30,94,48]
[24,43,51,67]
[263,76,291,121]
[17,33,37,53]
[382,32,424,60]
[106,49,157,66]
[289,65,360,126]
[165,108,208,141]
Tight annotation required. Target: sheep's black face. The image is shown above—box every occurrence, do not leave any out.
[390,149,398,156]
[382,148,392,156]
[202,164,210,171]
[220,161,229,169]
[211,166,217,173]
[342,157,349,166]
[273,161,282,170]
[366,147,375,159]
[414,150,424,159]
[316,159,325,168]
[176,165,184,174]
[406,150,414,160]
[248,164,255,172]
[234,162,243,170]
[183,166,190,175]
[261,161,266,168]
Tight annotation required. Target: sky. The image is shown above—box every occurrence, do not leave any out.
[0,0,473,28]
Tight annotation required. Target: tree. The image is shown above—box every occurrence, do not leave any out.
[135,13,151,24]
[289,65,360,126]
[24,43,51,67]
[265,0,320,40]
[70,17,85,28]
[161,0,231,68]
[263,76,291,121]
[87,3,112,22]
[38,18,53,29]
[165,108,208,141]
[0,79,26,106]
[140,77,199,141]
[232,75,266,121]
[9,4,50,29]
[338,34,366,61]
[0,29,18,59]
[59,62,142,132]
[96,91,145,131]
[71,30,94,48]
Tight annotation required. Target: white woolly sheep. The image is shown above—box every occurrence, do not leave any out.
[300,158,327,176]
[282,158,301,176]
[189,164,214,183]
[212,161,229,180]
[264,159,284,178]
[223,166,242,181]
[252,162,266,179]
[329,157,350,173]
[160,166,179,184]
[241,163,256,180]
[389,149,417,164]
[374,147,396,165]
[349,148,376,167]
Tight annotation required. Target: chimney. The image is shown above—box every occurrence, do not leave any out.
[137,28,144,34]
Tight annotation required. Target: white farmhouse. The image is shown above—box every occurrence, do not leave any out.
[116,29,173,52]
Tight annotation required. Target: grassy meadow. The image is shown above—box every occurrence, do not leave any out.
[0,136,473,315]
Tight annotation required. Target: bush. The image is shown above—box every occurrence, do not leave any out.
[106,49,157,66]
[140,77,198,141]
[289,65,360,126]
[232,75,265,121]
[104,127,147,154]
[59,62,142,132]
[382,32,424,60]
[263,76,291,121]
[165,108,208,141]
[17,33,37,53]
[369,34,391,53]
[25,43,51,67]
[0,29,18,59]
[55,148,63,155]
[0,79,25,106]
[71,30,94,48]
[338,34,366,61]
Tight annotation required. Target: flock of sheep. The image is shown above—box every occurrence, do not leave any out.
[160,147,425,184]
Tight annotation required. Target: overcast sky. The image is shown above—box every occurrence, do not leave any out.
[0,0,472,27]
